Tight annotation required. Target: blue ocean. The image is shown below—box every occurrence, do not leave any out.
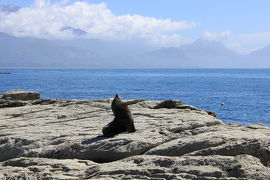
[0,68,269,126]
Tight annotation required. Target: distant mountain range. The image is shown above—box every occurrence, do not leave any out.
[0,32,269,68]
[0,32,96,67]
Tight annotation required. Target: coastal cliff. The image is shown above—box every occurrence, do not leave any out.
[0,90,269,179]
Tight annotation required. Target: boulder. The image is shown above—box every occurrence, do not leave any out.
[1,90,40,101]
[153,99,181,109]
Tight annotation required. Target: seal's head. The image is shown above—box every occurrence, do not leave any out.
[112,93,121,114]
[113,94,123,104]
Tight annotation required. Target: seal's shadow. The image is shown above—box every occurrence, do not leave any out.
[81,135,110,145]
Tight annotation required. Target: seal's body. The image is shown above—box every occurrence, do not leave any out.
[102,94,136,137]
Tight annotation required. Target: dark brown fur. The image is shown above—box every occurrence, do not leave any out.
[102,94,136,137]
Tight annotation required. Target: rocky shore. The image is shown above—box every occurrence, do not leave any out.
[0,90,269,179]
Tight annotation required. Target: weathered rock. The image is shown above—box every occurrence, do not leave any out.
[0,99,28,108]
[2,155,268,179]
[1,157,95,179]
[146,124,270,166]
[124,99,147,105]
[206,110,217,117]
[153,99,181,109]
[0,91,269,179]
[1,89,40,101]
[85,155,270,179]
[0,98,221,162]
[31,99,59,105]
[176,104,197,110]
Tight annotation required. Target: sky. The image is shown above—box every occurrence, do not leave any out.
[0,0,270,53]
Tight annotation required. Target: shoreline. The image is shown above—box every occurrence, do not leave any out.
[0,90,270,179]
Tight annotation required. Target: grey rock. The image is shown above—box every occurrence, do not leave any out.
[0,91,269,179]
[206,110,217,117]
[153,99,181,109]
[176,104,197,110]
[2,154,268,179]
[1,157,95,179]
[146,124,270,166]
[124,99,148,105]
[85,155,270,179]
[1,89,40,101]
[0,99,28,108]
[31,99,59,105]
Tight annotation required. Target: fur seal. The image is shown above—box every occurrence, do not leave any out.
[102,94,136,137]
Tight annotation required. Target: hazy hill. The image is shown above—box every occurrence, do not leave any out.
[0,32,96,67]
[0,32,269,68]
[251,45,270,57]
[0,32,154,67]
[56,38,154,58]
[239,45,270,68]
[131,39,242,68]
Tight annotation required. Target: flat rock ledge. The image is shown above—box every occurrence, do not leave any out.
[0,90,269,179]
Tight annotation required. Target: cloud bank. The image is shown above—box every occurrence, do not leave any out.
[0,0,196,46]
[202,30,270,54]
[0,0,269,53]
[224,31,270,54]
[203,30,231,40]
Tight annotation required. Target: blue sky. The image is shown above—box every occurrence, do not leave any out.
[1,0,269,33]
[93,0,270,33]
[0,0,270,53]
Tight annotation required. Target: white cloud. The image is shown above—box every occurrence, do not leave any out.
[203,30,231,40]
[0,0,197,45]
[222,31,270,54]
[202,30,270,54]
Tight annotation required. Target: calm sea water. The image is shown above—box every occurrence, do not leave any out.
[0,68,269,126]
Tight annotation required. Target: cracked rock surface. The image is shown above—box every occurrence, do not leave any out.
[0,90,269,179]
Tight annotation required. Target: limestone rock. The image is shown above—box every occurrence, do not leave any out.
[1,89,40,101]
[176,104,197,110]
[0,91,269,179]
[85,155,270,179]
[0,99,28,108]
[206,110,217,117]
[153,99,181,109]
[1,157,95,179]
[1,155,269,180]
[146,124,270,166]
